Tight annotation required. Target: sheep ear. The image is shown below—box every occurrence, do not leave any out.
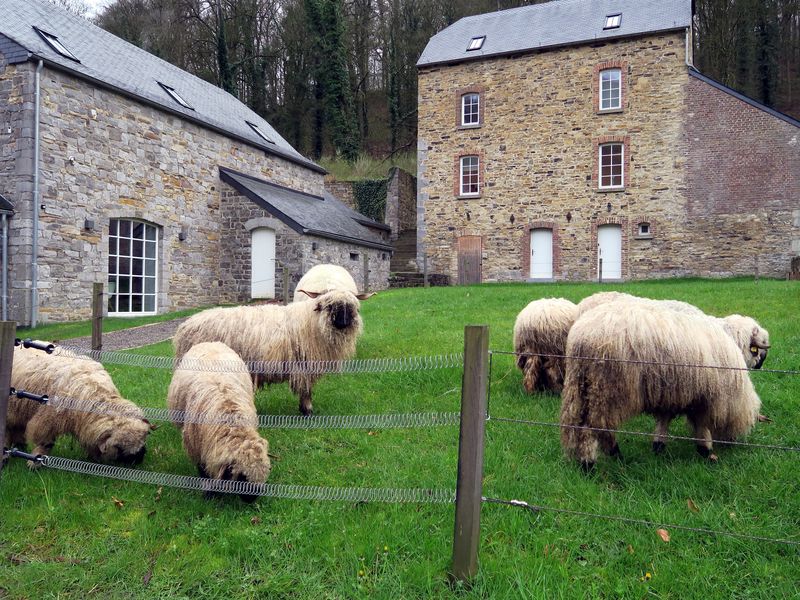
[356,292,376,300]
[97,431,113,455]
[298,289,321,299]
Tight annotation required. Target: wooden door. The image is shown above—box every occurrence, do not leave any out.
[457,235,482,285]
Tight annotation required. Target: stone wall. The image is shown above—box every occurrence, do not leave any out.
[324,179,357,210]
[684,75,800,278]
[385,167,417,241]
[417,32,691,283]
[7,63,326,323]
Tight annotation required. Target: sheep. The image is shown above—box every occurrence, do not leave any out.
[560,300,761,471]
[293,264,360,302]
[7,345,153,466]
[173,288,365,416]
[513,298,578,393]
[576,291,705,318]
[167,342,270,502]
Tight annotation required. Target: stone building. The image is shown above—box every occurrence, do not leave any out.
[416,0,800,284]
[0,0,391,325]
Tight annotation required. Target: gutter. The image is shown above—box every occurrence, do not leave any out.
[31,59,43,327]
[302,228,394,252]
[1,212,9,321]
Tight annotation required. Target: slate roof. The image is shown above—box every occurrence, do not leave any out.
[219,168,393,252]
[0,194,13,214]
[417,0,692,67]
[1,0,323,173]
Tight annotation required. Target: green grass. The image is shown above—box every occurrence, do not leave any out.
[319,152,416,181]
[2,278,799,599]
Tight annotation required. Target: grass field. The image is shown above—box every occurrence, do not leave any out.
[2,278,799,599]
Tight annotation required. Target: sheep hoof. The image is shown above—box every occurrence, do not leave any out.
[300,406,314,417]
[580,460,596,474]
[696,445,711,458]
[609,444,623,460]
[27,459,42,471]
[708,453,719,462]
[652,441,666,454]
[239,494,259,504]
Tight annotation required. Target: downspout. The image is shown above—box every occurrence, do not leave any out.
[31,59,43,327]
[685,27,693,68]
[2,213,7,321]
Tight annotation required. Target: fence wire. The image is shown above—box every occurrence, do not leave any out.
[22,455,455,504]
[54,345,463,375]
[490,349,800,375]
[21,392,460,430]
[483,496,800,547]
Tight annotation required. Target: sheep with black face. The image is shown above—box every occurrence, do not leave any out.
[173,289,366,415]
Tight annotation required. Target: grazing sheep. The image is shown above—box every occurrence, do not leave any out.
[173,289,365,415]
[576,291,705,318]
[513,298,578,393]
[7,346,152,465]
[560,301,761,471]
[167,342,270,503]
[293,264,361,303]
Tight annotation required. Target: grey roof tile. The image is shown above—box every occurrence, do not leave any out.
[219,168,393,251]
[2,0,322,172]
[418,0,692,67]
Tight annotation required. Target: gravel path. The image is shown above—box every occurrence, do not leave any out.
[59,317,191,351]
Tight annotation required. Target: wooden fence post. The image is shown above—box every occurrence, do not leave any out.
[0,321,17,474]
[362,253,370,294]
[91,282,103,352]
[451,324,489,583]
[598,258,603,284]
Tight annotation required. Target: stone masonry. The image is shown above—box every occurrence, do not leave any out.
[417,31,799,282]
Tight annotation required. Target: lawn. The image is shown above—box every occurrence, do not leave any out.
[1,278,799,599]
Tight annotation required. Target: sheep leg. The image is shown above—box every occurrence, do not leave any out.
[652,416,672,454]
[598,431,622,460]
[689,419,715,460]
[521,356,542,394]
[291,377,314,416]
[25,415,57,468]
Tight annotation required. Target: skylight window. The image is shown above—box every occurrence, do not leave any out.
[467,36,486,51]
[157,82,193,110]
[246,121,274,144]
[33,27,79,62]
[604,14,622,29]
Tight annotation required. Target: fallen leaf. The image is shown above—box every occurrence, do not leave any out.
[367,431,377,436]
[155,487,163,502]
[687,498,699,513]
[112,496,124,509]
[656,529,670,543]
[757,414,773,423]
[626,544,634,555]
[143,569,153,587]
[8,554,28,565]
[250,516,262,525]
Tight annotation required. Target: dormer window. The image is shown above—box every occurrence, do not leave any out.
[247,121,274,144]
[604,14,622,29]
[158,82,193,110]
[467,36,485,51]
[33,27,79,62]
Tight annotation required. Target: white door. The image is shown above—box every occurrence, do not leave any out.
[597,224,622,280]
[251,228,276,298]
[530,228,553,279]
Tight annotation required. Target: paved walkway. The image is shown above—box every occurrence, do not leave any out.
[59,317,191,351]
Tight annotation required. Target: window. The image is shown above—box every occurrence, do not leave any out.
[461,93,480,126]
[158,82,193,110]
[599,143,624,189]
[604,14,622,29]
[108,219,158,316]
[33,27,79,62]
[467,36,485,51]
[349,252,359,261]
[460,155,480,196]
[638,222,651,237]
[600,68,622,110]
[247,121,274,144]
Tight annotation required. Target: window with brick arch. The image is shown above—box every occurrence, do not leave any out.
[599,143,624,189]
[600,68,622,111]
[462,93,480,126]
[460,155,480,196]
[108,219,159,315]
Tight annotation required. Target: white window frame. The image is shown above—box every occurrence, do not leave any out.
[599,143,624,189]
[460,155,480,197]
[158,82,193,110]
[34,27,79,62]
[599,68,622,111]
[638,222,651,237]
[461,93,480,126]
[108,219,159,316]
[604,14,622,29]
[467,36,485,51]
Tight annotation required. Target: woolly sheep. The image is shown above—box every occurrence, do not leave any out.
[7,346,152,466]
[513,298,578,393]
[293,264,360,302]
[173,288,364,415]
[167,342,270,502]
[576,291,705,318]
[560,301,761,471]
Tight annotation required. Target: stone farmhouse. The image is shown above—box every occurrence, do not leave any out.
[417,0,800,284]
[0,0,392,326]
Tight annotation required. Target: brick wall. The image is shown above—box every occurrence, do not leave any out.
[417,32,690,283]
[684,75,800,277]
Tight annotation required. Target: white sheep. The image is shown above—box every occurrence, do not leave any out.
[167,341,270,502]
[173,288,365,415]
[293,264,372,302]
[7,345,153,465]
[513,298,578,393]
[560,300,761,471]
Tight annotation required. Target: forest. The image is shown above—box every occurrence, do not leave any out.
[63,0,800,163]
